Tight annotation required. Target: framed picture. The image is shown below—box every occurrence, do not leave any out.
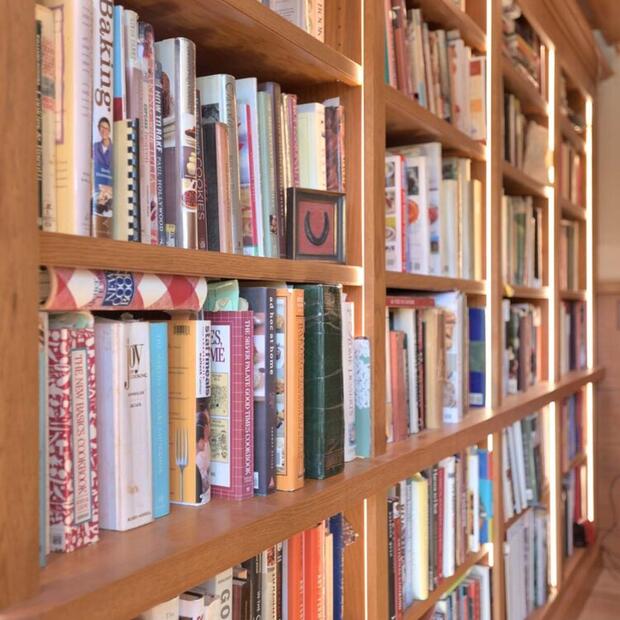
[286,188,346,262]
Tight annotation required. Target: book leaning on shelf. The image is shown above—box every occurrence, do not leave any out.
[384,1,486,141]
[135,513,354,620]
[385,142,483,279]
[386,445,493,613]
[35,2,345,259]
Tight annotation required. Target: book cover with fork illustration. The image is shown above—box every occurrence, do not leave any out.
[168,317,211,505]
[204,311,254,500]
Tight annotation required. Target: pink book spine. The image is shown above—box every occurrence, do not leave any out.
[48,323,99,552]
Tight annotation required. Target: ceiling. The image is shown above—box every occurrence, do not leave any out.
[579,0,620,45]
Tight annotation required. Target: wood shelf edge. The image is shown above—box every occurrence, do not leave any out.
[386,272,487,295]
[502,161,549,198]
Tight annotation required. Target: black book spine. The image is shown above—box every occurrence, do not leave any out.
[202,118,220,251]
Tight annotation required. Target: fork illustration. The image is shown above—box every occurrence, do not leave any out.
[175,427,189,501]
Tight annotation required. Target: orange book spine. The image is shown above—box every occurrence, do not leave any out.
[304,522,326,620]
[288,531,305,619]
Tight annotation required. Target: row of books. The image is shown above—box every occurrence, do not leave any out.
[501,412,547,522]
[559,74,586,136]
[559,140,585,206]
[562,464,587,560]
[38,280,372,560]
[136,514,350,619]
[385,143,483,279]
[266,0,325,41]
[502,195,544,289]
[559,219,581,291]
[386,446,493,614]
[430,563,492,620]
[503,301,542,396]
[384,2,486,141]
[562,391,585,473]
[385,293,485,442]
[504,507,549,620]
[36,2,345,257]
[502,2,546,94]
[560,300,587,374]
[503,92,548,184]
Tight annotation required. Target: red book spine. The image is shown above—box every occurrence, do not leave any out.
[304,523,326,620]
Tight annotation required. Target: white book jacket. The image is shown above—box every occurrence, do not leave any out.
[95,318,153,531]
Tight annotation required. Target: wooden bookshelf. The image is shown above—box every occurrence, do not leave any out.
[564,452,588,474]
[0,0,608,617]
[502,161,549,197]
[385,272,486,295]
[560,289,587,301]
[39,232,364,286]
[384,85,486,160]
[403,548,489,620]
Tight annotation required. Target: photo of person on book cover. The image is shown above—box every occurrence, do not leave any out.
[196,406,211,504]
[93,117,113,234]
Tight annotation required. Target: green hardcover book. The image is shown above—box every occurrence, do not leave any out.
[297,285,344,479]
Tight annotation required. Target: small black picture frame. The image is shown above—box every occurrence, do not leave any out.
[286,188,346,263]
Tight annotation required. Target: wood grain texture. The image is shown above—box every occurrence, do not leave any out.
[122,0,362,88]
[576,565,620,620]
[0,0,39,608]
[384,85,486,161]
[343,503,365,620]
[39,232,363,286]
[559,289,587,301]
[385,272,486,295]
[503,283,551,299]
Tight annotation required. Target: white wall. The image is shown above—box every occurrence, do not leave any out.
[597,54,620,281]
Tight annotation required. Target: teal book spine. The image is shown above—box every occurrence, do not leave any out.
[150,322,170,519]
[354,337,371,458]
[298,285,344,479]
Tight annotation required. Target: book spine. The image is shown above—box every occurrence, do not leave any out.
[38,313,49,565]
[195,91,208,250]
[48,319,99,552]
[36,18,43,230]
[45,0,93,236]
[153,62,165,245]
[239,103,258,255]
[150,322,170,518]
[304,524,326,620]
[112,6,125,120]
[342,299,356,462]
[354,337,372,458]
[387,498,396,620]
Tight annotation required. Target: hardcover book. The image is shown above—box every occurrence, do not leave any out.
[48,312,99,552]
[155,37,198,249]
[95,318,153,531]
[112,118,140,242]
[38,312,49,565]
[275,288,306,492]
[194,90,208,250]
[168,318,212,505]
[297,285,344,479]
[354,337,372,458]
[468,307,485,407]
[205,311,254,500]
[138,597,179,620]
[341,298,356,461]
[239,287,277,496]
[238,102,259,255]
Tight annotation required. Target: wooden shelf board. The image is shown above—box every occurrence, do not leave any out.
[504,283,550,299]
[559,113,586,153]
[39,232,364,287]
[560,197,587,221]
[403,548,489,620]
[414,0,486,51]
[559,289,586,301]
[502,54,548,117]
[386,272,486,295]
[384,85,486,161]
[121,0,361,88]
[2,368,604,619]
[502,161,549,198]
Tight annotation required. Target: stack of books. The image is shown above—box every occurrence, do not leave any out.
[35,2,345,257]
[502,2,546,94]
[384,2,486,141]
[502,195,543,288]
[560,301,587,374]
[137,514,350,619]
[431,564,492,620]
[385,143,483,278]
[38,275,371,561]
[386,446,493,612]
[502,301,542,396]
[501,412,547,522]
[503,92,549,184]
[559,219,580,291]
[562,391,585,472]
[385,293,485,442]
[504,508,549,620]
[559,140,584,206]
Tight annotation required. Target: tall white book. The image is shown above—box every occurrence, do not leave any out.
[402,155,430,275]
[95,318,153,531]
[467,447,480,552]
[297,102,327,190]
[440,456,456,577]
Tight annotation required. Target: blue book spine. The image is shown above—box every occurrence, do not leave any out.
[329,514,345,620]
[478,448,493,544]
[468,307,486,407]
[354,338,372,458]
[150,323,170,518]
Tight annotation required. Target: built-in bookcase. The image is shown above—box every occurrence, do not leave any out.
[0,0,606,618]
